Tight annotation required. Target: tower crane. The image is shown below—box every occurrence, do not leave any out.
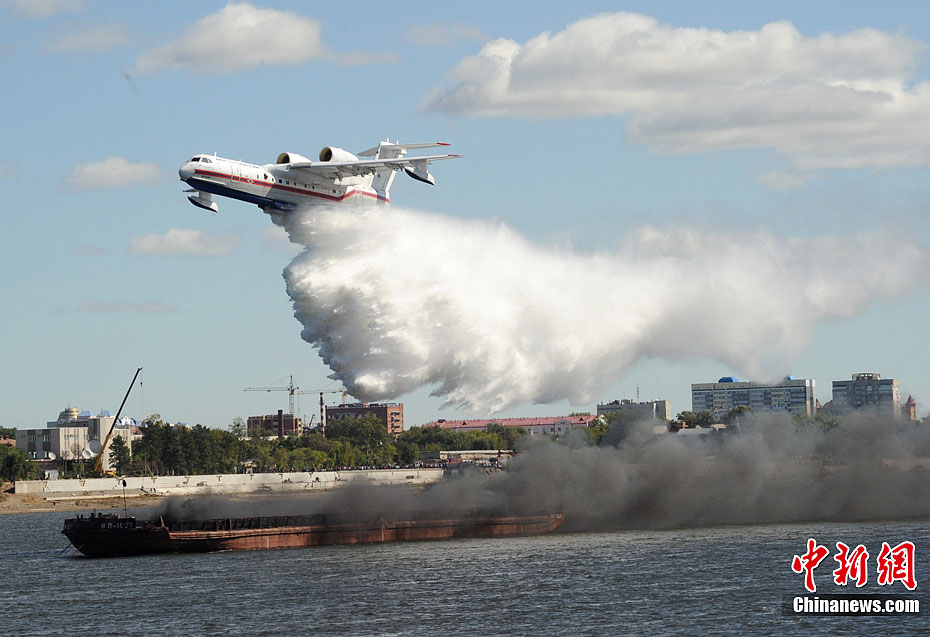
[243,375,299,415]
[297,387,347,436]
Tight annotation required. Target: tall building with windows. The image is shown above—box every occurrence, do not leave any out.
[691,376,816,419]
[831,373,901,417]
[325,402,404,436]
[597,399,672,421]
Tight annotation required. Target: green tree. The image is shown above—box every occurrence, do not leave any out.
[230,417,247,438]
[396,439,420,465]
[722,406,751,426]
[326,415,390,445]
[675,411,714,428]
[0,445,35,482]
[108,435,131,475]
[586,419,609,445]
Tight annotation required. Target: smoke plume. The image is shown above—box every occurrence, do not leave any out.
[279,206,925,412]
[149,411,930,529]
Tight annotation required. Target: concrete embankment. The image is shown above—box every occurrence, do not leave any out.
[14,468,445,500]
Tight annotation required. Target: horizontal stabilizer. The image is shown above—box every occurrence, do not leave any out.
[358,141,450,157]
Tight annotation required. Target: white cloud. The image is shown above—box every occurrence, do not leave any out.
[404,23,486,47]
[758,171,813,191]
[129,228,241,257]
[425,13,930,170]
[2,0,84,17]
[72,298,176,314]
[133,3,396,74]
[64,157,162,190]
[133,2,323,74]
[50,23,131,52]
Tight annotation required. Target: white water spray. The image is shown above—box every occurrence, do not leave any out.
[280,207,925,412]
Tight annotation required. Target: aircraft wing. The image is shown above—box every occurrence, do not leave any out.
[280,153,461,181]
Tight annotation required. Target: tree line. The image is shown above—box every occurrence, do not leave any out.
[98,415,531,477]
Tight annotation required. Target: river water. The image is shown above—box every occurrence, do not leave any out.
[0,511,926,635]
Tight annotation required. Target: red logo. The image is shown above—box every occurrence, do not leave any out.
[792,538,830,592]
[793,538,917,592]
[876,541,917,590]
[833,542,870,587]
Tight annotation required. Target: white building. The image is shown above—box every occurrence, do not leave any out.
[17,407,142,472]
[691,376,816,418]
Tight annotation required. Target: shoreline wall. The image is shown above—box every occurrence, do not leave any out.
[14,468,445,498]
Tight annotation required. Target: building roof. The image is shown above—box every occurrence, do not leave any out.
[426,415,599,430]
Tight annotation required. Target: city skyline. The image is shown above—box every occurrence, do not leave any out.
[3,2,929,429]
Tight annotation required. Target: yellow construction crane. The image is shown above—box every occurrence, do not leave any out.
[297,387,347,435]
[243,375,299,415]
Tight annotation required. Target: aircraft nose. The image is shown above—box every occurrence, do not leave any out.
[179,163,194,181]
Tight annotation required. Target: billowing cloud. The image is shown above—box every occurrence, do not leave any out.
[72,298,177,314]
[404,23,486,47]
[2,0,84,18]
[129,228,240,257]
[424,13,930,170]
[64,157,162,190]
[50,23,131,52]
[132,2,393,74]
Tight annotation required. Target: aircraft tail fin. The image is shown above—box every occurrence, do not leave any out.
[366,140,451,200]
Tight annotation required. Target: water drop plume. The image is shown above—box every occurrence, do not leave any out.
[280,206,925,412]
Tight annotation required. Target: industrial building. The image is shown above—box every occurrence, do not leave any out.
[830,373,901,417]
[597,399,672,421]
[427,415,599,437]
[691,376,816,418]
[326,403,405,436]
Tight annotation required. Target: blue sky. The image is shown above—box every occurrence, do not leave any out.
[2,1,929,429]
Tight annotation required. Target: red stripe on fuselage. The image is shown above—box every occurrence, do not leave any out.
[192,168,389,204]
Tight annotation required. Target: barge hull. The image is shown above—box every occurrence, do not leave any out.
[63,513,565,557]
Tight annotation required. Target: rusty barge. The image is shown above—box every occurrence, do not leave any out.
[62,509,565,557]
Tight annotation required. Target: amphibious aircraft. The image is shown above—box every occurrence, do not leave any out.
[178,140,459,214]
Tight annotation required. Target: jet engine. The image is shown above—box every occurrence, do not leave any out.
[276,152,312,165]
[319,147,359,162]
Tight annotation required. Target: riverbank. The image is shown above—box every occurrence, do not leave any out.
[0,489,159,515]
[2,467,446,515]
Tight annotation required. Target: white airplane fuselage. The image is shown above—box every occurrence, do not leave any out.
[178,155,385,214]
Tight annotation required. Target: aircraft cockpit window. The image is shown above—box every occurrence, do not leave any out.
[200,157,212,164]
[189,156,202,163]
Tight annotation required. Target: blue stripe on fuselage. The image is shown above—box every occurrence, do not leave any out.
[186,177,291,211]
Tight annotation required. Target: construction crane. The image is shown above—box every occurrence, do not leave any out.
[297,387,347,436]
[244,375,299,415]
[92,366,143,476]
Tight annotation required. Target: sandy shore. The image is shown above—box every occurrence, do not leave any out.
[0,488,160,515]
